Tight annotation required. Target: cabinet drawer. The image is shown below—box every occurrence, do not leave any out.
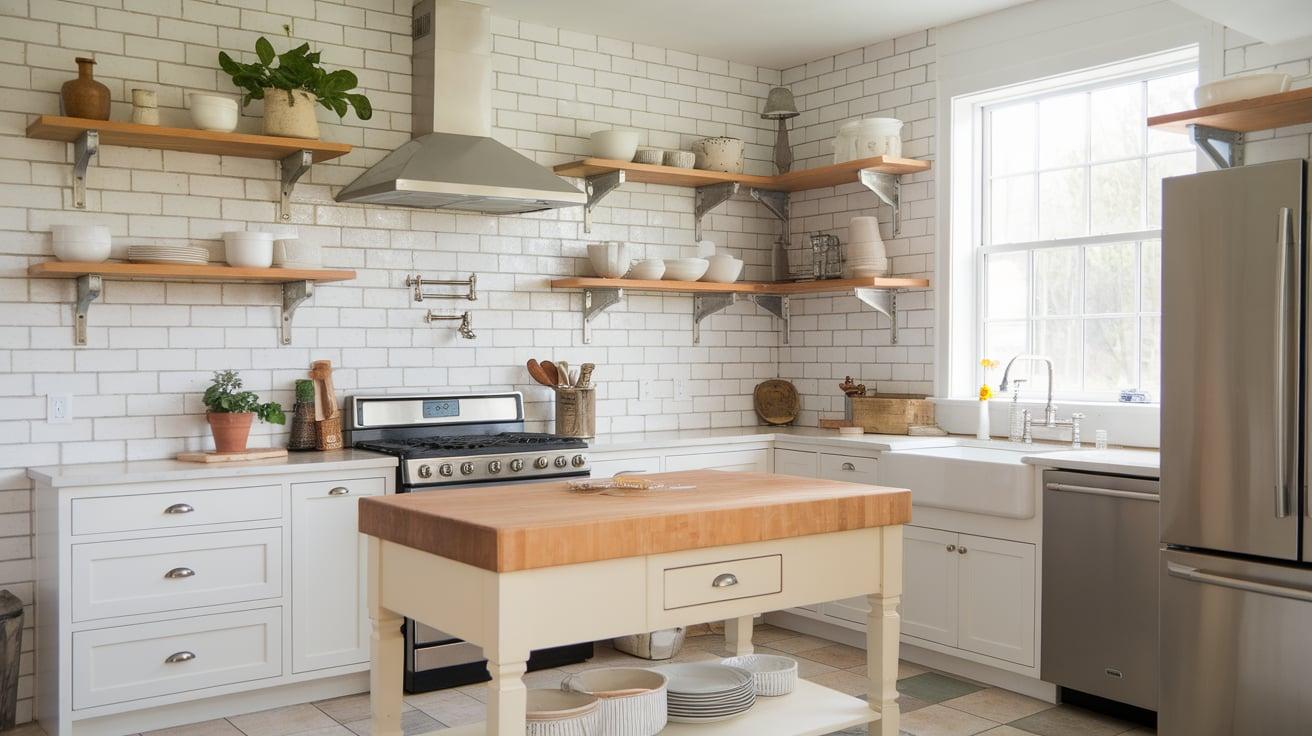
[663,554,782,610]
[774,448,818,477]
[818,453,877,482]
[71,484,282,536]
[664,448,769,473]
[589,455,662,479]
[73,607,282,709]
[72,528,282,622]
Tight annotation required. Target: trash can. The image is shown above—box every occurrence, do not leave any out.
[0,591,22,730]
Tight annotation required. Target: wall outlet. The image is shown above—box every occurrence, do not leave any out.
[48,394,73,424]
[673,378,689,401]
[638,379,655,401]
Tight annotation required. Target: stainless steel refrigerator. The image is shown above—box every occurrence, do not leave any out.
[1161,159,1312,735]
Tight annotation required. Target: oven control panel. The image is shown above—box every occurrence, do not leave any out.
[406,452,589,486]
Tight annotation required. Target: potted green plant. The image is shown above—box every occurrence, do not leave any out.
[218,37,373,139]
[202,370,286,453]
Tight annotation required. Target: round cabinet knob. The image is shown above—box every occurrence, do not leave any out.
[438,463,454,477]
[554,456,568,468]
[534,457,549,469]
[571,454,586,467]
[958,547,968,555]
[417,465,433,479]
[460,462,475,476]
[946,544,956,552]
[487,460,502,474]
[509,458,524,472]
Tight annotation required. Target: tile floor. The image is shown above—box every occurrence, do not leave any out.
[30,625,1156,736]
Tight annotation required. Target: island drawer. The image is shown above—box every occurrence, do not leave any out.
[72,528,282,622]
[663,554,782,609]
[71,484,282,536]
[73,607,282,709]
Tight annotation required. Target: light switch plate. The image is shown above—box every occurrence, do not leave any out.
[673,378,689,401]
[48,394,73,424]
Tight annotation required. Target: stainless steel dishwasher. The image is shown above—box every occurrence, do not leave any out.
[1041,469,1159,711]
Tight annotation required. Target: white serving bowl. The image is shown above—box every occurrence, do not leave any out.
[587,241,633,278]
[188,92,240,132]
[701,254,743,283]
[272,238,322,268]
[223,231,275,268]
[628,258,665,281]
[590,130,641,161]
[51,225,111,262]
[562,667,668,736]
[719,654,799,697]
[1194,73,1291,107]
[663,257,709,281]
[525,689,600,736]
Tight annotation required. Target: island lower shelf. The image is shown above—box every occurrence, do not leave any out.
[437,679,878,736]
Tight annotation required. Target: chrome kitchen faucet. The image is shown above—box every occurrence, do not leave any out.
[999,353,1084,446]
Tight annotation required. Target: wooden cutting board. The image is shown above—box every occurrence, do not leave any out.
[359,469,910,573]
[176,448,289,463]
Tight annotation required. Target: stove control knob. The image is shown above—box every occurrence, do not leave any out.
[554,456,568,468]
[438,463,454,477]
[509,458,524,472]
[534,457,549,469]
[460,462,475,476]
[571,454,586,467]
[487,460,502,474]
[417,464,434,479]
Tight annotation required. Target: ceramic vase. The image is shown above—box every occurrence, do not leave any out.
[976,401,990,440]
[61,57,110,121]
[207,412,254,453]
[262,89,320,139]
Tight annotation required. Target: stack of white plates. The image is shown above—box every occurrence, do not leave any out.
[653,662,756,723]
[128,245,209,265]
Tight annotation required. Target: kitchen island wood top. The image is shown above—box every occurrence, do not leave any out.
[358,469,910,573]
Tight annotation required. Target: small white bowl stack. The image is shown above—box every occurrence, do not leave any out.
[845,215,889,278]
[653,662,757,724]
[51,225,111,263]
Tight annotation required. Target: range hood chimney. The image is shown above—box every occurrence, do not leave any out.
[335,0,585,214]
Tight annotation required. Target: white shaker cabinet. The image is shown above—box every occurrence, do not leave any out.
[898,526,959,646]
[291,477,385,673]
[956,533,1036,666]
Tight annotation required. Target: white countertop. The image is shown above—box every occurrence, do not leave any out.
[1021,448,1160,477]
[27,448,397,488]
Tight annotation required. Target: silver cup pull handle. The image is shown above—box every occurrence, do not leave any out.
[328,487,350,496]
[165,651,196,664]
[164,567,195,579]
[712,573,739,588]
[164,503,194,514]
[841,462,856,471]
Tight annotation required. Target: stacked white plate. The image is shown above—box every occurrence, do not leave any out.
[653,662,756,723]
[128,245,209,265]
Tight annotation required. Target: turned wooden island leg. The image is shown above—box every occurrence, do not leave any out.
[868,525,903,736]
[725,615,755,656]
[486,652,529,736]
[367,538,404,736]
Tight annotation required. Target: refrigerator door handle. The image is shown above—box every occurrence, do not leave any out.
[1166,561,1312,603]
[1275,206,1292,519]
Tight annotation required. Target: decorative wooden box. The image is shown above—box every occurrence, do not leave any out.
[849,394,935,434]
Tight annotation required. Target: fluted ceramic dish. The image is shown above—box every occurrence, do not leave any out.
[719,654,799,696]
[562,667,668,736]
[525,689,600,736]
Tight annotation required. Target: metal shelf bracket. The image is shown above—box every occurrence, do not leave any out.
[855,287,901,344]
[582,287,624,344]
[281,280,313,346]
[73,274,101,346]
[279,150,314,222]
[752,294,790,345]
[72,130,98,209]
[858,169,903,236]
[583,170,625,233]
[693,293,737,344]
[749,188,789,224]
[695,182,740,240]
[1189,124,1243,169]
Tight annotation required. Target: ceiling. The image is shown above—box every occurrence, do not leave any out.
[478,0,1035,69]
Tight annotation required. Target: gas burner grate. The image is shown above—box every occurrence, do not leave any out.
[356,432,584,458]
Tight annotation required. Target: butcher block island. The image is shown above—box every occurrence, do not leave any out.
[358,469,911,736]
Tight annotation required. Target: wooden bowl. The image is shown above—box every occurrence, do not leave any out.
[753,379,800,425]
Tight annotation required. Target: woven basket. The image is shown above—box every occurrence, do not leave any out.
[288,402,318,451]
[316,414,343,451]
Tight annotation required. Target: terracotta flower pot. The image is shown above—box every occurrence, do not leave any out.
[207,412,255,453]
[262,89,320,139]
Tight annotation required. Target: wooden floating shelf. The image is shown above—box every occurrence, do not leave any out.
[549,275,929,294]
[29,261,355,283]
[554,155,930,191]
[26,115,352,162]
[1147,87,1312,133]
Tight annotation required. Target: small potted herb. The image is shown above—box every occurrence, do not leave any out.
[203,370,286,453]
[218,37,372,139]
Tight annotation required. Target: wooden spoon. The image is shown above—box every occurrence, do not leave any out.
[540,360,561,387]
[526,359,554,387]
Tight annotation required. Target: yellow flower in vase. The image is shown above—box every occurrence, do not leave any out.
[978,384,994,401]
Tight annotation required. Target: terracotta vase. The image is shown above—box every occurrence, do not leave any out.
[262,89,320,139]
[61,57,110,121]
[207,412,254,453]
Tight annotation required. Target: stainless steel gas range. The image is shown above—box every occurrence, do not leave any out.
[345,391,593,692]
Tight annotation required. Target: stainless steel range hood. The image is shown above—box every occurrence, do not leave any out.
[336,0,584,214]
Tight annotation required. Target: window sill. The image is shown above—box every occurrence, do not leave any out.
[931,397,1160,448]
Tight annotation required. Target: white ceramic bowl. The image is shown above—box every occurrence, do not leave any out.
[188,92,240,132]
[719,654,798,697]
[662,258,709,281]
[525,689,600,736]
[691,136,744,173]
[663,150,695,168]
[587,241,633,278]
[701,254,743,283]
[272,238,322,268]
[627,258,665,281]
[591,130,641,161]
[562,667,668,736]
[223,231,275,268]
[51,225,111,262]
[1195,74,1291,107]
[633,148,664,165]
